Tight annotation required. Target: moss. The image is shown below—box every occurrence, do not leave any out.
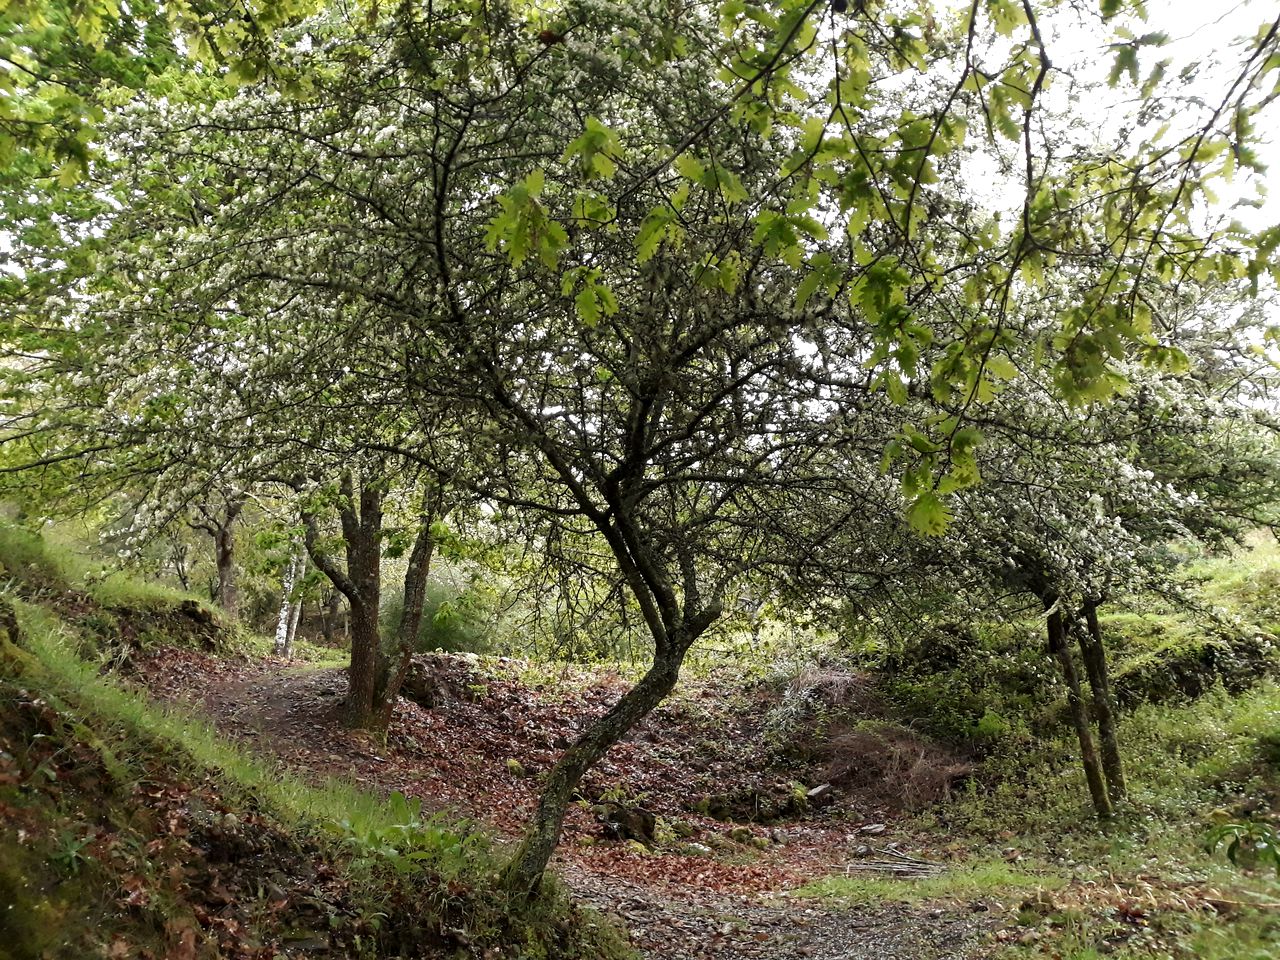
[0,839,65,960]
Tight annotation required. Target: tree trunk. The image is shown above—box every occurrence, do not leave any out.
[1047,602,1112,819]
[321,590,343,644]
[344,597,384,728]
[193,492,243,620]
[300,476,444,731]
[215,524,238,619]
[502,649,686,900]
[287,551,307,649]
[373,512,438,730]
[273,539,304,658]
[1079,598,1127,802]
[287,591,304,649]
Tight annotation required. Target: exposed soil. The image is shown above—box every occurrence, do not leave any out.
[136,649,1000,959]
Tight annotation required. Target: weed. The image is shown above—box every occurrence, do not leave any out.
[330,791,486,880]
[1207,820,1280,874]
[795,859,1052,904]
[50,829,95,876]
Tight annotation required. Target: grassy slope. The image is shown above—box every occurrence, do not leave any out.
[0,521,632,960]
[797,537,1280,958]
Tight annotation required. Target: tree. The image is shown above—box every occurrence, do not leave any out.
[296,466,452,730]
[930,360,1280,816]
[8,0,1280,896]
[188,489,247,619]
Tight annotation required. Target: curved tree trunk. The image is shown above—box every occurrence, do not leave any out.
[374,513,438,730]
[502,649,686,900]
[1079,598,1127,802]
[1047,602,1112,819]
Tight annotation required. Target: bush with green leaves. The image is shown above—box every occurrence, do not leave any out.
[871,622,1051,748]
[329,792,487,881]
[1206,820,1280,875]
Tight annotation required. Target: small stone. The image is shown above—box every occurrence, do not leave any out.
[860,823,887,835]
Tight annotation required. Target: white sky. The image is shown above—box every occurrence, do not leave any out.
[1047,0,1279,228]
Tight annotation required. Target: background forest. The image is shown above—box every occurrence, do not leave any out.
[2,0,1280,958]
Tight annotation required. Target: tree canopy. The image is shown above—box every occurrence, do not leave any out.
[4,0,1280,896]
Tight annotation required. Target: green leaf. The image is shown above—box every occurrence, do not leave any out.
[986,355,1018,380]
[907,492,952,536]
[674,153,706,181]
[795,271,822,311]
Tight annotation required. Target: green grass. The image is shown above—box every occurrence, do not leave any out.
[994,903,1280,960]
[12,597,459,848]
[236,630,350,667]
[3,591,638,959]
[0,518,222,617]
[794,859,1054,905]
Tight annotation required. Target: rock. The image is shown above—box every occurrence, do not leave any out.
[851,843,873,858]
[859,822,887,835]
[596,800,657,844]
[806,783,834,803]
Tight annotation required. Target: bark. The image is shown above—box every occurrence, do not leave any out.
[502,648,687,900]
[374,512,438,730]
[1046,601,1112,819]
[287,589,304,649]
[215,523,238,619]
[302,476,442,731]
[194,493,244,620]
[1079,598,1127,802]
[273,539,305,658]
[344,596,384,728]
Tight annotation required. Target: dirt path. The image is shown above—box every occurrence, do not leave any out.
[563,864,991,959]
[136,651,997,959]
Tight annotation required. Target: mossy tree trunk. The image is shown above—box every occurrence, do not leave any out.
[501,644,692,899]
[374,499,439,731]
[1078,598,1127,802]
[1045,598,1113,819]
[0,595,31,675]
